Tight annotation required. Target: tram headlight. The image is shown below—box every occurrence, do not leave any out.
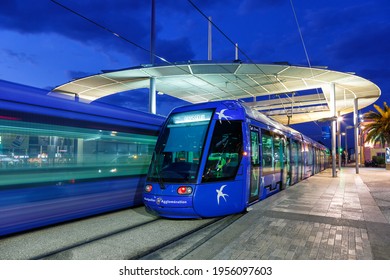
[177,186,193,195]
[145,184,153,193]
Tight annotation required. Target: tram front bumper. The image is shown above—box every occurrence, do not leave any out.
[143,194,200,218]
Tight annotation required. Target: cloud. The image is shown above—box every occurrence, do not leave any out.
[281,0,389,82]
[0,0,237,66]
[330,24,390,62]
[156,37,195,62]
[93,89,149,112]
[360,68,390,82]
[0,1,188,61]
[1,49,37,65]
[238,0,285,15]
[1,0,388,109]
[93,89,189,116]
[157,95,190,115]
[65,70,96,80]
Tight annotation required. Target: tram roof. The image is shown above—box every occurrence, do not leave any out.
[51,62,381,125]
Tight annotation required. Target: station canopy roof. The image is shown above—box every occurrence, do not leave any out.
[51,62,381,125]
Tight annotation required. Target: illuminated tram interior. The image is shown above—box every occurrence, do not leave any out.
[0,79,164,236]
[0,118,157,186]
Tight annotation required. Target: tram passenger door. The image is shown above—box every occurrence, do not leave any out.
[249,126,260,203]
[282,138,290,188]
[298,142,303,181]
[290,140,299,185]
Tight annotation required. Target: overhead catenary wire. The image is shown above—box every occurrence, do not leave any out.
[290,0,323,129]
[289,0,312,70]
[50,0,169,64]
[50,0,281,103]
[188,0,309,122]
[289,0,322,98]
[187,0,282,94]
[50,0,232,101]
[52,0,311,119]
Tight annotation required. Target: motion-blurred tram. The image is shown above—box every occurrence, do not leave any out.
[0,80,164,236]
[144,100,329,218]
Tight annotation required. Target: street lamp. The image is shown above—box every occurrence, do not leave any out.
[343,125,354,164]
[342,132,346,164]
[337,115,343,170]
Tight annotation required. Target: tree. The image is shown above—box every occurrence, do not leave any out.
[362,102,390,147]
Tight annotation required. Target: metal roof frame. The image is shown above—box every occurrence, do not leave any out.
[51,62,381,125]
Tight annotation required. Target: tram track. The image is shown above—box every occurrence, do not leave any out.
[0,206,156,259]
[139,213,245,260]
[0,206,244,260]
[39,215,238,260]
[34,218,160,260]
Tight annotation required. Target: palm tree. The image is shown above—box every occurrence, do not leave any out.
[362,102,390,147]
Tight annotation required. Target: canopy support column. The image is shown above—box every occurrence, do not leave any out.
[149,0,157,114]
[337,111,342,170]
[149,77,156,114]
[330,83,337,177]
[208,16,212,60]
[354,98,359,174]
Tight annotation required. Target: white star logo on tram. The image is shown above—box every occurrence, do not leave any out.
[216,109,232,123]
[216,184,229,205]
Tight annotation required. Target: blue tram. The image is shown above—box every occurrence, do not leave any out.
[0,80,164,236]
[143,100,328,218]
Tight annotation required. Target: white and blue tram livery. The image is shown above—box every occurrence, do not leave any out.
[144,100,328,218]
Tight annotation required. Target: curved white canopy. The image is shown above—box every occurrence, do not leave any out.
[51,62,380,125]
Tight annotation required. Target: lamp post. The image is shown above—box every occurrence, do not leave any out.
[337,114,342,170]
[359,121,369,167]
[354,99,360,173]
[342,132,346,165]
[344,125,354,164]
[358,114,365,167]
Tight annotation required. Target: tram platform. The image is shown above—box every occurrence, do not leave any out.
[183,167,390,260]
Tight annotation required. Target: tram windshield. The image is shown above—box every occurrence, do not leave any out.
[147,110,213,183]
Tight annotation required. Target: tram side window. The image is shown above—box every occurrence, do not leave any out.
[316,148,321,171]
[321,150,326,168]
[202,121,243,182]
[302,143,308,165]
[291,141,299,165]
[261,131,273,173]
[273,135,282,172]
[307,144,313,166]
[250,130,260,165]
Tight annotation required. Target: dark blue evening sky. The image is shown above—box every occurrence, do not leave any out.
[1,0,389,145]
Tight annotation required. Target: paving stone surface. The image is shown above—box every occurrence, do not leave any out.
[184,167,390,260]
